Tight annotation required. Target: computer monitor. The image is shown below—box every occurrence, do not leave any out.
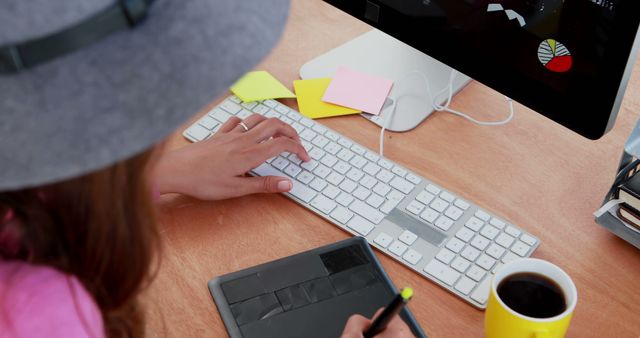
[300,0,640,139]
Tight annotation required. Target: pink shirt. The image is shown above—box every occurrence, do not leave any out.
[0,261,105,338]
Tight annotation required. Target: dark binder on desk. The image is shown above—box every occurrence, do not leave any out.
[207,237,427,338]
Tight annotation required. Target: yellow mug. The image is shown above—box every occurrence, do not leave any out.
[484,258,578,338]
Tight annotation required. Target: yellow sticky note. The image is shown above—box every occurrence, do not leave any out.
[293,78,361,119]
[230,71,296,102]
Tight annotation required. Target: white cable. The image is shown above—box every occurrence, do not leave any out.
[378,69,515,157]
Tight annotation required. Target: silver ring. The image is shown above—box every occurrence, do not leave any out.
[238,121,250,132]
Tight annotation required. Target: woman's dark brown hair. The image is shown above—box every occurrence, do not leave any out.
[0,149,159,337]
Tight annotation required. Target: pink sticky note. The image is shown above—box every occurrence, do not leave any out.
[322,66,393,115]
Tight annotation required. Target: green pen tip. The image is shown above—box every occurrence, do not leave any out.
[401,287,413,300]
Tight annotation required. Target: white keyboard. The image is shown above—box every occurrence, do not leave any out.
[184,95,540,309]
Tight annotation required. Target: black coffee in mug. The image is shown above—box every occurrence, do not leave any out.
[497,272,567,318]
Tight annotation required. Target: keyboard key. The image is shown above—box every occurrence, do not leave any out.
[486,243,506,260]
[440,191,455,203]
[430,198,448,213]
[416,191,434,205]
[346,168,364,182]
[378,159,393,170]
[300,129,317,142]
[198,116,218,130]
[322,185,340,199]
[480,225,499,240]
[363,162,381,176]
[253,163,317,203]
[495,233,515,248]
[309,178,327,192]
[436,249,456,264]
[330,206,354,224]
[445,238,465,253]
[351,144,366,155]
[451,257,471,273]
[333,161,350,175]
[391,166,407,177]
[435,216,454,231]
[346,216,375,236]
[420,208,439,223]
[380,199,399,214]
[275,105,289,115]
[372,182,391,196]
[387,190,405,202]
[284,164,302,178]
[337,149,354,162]
[337,138,352,148]
[299,117,314,127]
[360,175,377,189]
[240,101,257,109]
[454,199,470,210]
[476,254,496,270]
[399,230,418,245]
[402,249,423,265]
[297,171,314,184]
[320,154,337,167]
[406,200,425,215]
[301,160,318,171]
[460,246,480,261]
[376,170,394,183]
[253,104,270,115]
[406,173,421,185]
[505,226,522,237]
[465,217,484,231]
[470,235,490,251]
[262,99,278,108]
[426,184,441,195]
[388,241,408,256]
[502,252,520,264]
[466,265,486,282]
[186,125,211,141]
[326,172,344,186]
[310,195,337,214]
[313,165,331,179]
[390,177,415,194]
[325,142,341,155]
[470,276,492,304]
[336,192,354,207]
[520,234,537,246]
[424,260,460,286]
[455,227,475,242]
[353,186,371,200]
[312,124,327,134]
[374,232,393,248]
[489,218,506,229]
[475,210,491,221]
[339,179,358,194]
[444,206,464,221]
[349,200,385,224]
[287,110,302,121]
[220,101,242,114]
[229,95,241,103]
[455,276,476,295]
[349,156,367,169]
[364,151,379,162]
[365,194,385,208]
[511,241,531,256]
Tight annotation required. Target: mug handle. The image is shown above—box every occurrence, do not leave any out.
[534,329,549,338]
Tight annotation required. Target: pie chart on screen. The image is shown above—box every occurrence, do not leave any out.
[538,39,572,73]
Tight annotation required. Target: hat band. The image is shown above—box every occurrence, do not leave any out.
[0,0,154,74]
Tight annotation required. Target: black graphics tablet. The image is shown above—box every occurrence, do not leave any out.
[208,237,427,338]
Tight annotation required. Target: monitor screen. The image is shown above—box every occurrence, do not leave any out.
[324,0,640,139]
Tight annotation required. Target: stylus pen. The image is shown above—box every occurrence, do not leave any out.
[363,287,413,338]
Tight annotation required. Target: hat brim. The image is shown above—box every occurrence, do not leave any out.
[0,0,290,191]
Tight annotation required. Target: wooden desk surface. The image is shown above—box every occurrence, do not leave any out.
[144,1,640,337]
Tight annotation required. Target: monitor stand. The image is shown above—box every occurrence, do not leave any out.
[300,29,471,132]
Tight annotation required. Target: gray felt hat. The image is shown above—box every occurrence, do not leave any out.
[0,0,289,191]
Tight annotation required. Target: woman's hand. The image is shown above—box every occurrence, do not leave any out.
[340,309,414,338]
[154,113,310,200]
